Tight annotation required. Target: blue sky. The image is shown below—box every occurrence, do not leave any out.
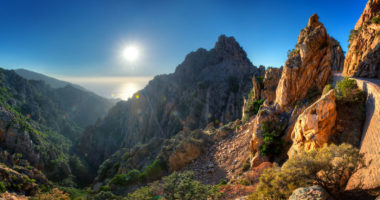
[0,0,367,77]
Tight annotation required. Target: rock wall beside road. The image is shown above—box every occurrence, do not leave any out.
[346,77,380,190]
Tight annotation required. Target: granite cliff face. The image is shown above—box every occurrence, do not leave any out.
[343,0,380,78]
[275,14,344,110]
[78,35,260,170]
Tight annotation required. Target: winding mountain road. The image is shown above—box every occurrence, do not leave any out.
[333,73,380,190]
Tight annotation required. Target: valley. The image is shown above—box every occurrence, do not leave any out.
[0,0,379,199]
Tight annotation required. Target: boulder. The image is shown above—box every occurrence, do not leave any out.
[289,185,333,200]
[343,0,380,78]
[287,90,337,158]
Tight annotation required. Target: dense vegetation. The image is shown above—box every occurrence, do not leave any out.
[259,121,285,157]
[126,171,221,200]
[242,98,264,123]
[0,68,114,193]
[249,143,364,200]
[335,77,366,103]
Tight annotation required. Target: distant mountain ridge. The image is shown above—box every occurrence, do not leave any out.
[15,68,88,91]
[0,67,117,184]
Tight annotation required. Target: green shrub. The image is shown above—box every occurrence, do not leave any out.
[249,143,365,200]
[0,182,6,193]
[335,77,366,103]
[110,169,140,186]
[161,171,220,200]
[239,178,249,186]
[256,76,264,88]
[242,159,250,172]
[322,84,333,95]
[243,99,264,123]
[287,48,299,58]
[124,186,155,200]
[139,159,167,182]
[93,191,121,200]
[100,185,111,192]
[259,121,284,157]
[127,171,221,200]
[371,16,380,24]
[218,179,227,186]
[60,187,88,200]
[348,29,360,48]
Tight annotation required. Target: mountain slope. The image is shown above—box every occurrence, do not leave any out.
[0,68,116,185]
[1,69,115,141]
[15,68,87,91]
[78,35,263,171]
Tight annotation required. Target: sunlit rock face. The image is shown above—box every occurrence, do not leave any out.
[343,0,380,78]
[262,67,282,104]
[287,90,337,158]
[78,35,261,169]
[275,14,343,110]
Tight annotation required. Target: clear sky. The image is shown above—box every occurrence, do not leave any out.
[0,0,368,99]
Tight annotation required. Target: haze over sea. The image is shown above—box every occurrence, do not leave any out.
[56,75,152,100]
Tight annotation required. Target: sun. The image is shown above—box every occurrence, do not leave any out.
[122,46,139,61]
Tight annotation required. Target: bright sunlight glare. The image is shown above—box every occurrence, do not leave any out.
[122,46,139,61]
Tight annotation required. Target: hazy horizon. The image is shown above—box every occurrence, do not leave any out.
[57,75,153,100]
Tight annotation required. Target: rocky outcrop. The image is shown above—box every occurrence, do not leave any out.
[289,185,332,200]
[79,35,260,170]
[248,106,287,166]
[262,67,282,104]
[275,14,343,110]
[343,0,380,78]
[241,68,281,121]
[251,76,262,100]
[330,38,345,72]
[169,143,202,171]
[287,90,337,158]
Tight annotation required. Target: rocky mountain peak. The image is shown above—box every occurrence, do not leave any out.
[214,34,248,60]
[307,13,322,28]
[297,14,328,60]
[78,36,260,169]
